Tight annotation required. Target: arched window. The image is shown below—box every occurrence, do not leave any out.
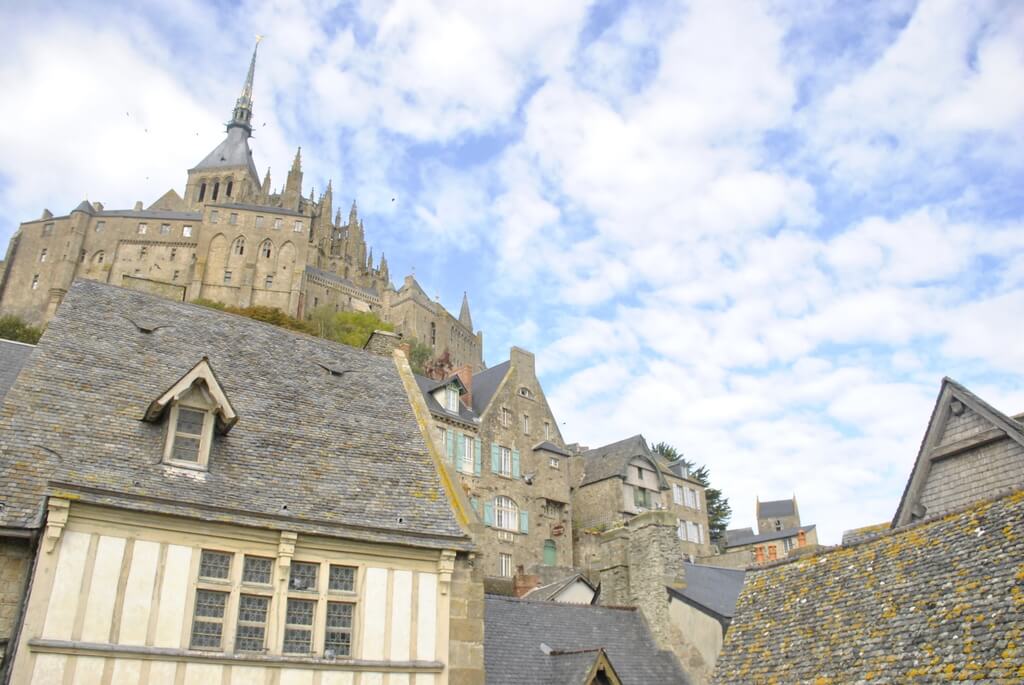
[226,180,233,197]
[232,237,245,256]
[198,183,207,202]
[494,496,518,531]
[212,182,220,201]
[260,240,272,258]
[94,251,105,265]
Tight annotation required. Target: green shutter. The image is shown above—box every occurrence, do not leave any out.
[456,433,465,469]
[470,497,479,513]
[446,428,455,465]
[491,443,500,473]
[519,510,529,534]
[483,500,494,526]
[474,438,482,476]
[512,449,520,478]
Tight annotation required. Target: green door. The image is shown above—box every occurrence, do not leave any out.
[543,539,556,566]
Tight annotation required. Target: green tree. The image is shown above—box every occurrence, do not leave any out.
[653,441,732,543]
[192,299,317,336]
[0,315,44,344]
[406,338,433,375]
[309,308,394,347]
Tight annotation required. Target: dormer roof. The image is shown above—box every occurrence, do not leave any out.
[143,357,238,433]
[579,434,669,488]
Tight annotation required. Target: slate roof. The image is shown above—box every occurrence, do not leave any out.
[546,650,609,684]
[579,434,666,487]
[191,126,261,183]
[841,522,889,546]
[305,266,379,298]
[58,202,201,222]
[670,563,745,621]
[721,524,815,548]
[757,498,795,518]
[0,339,35,403]
[414,373,479,427]
[470,360,510,415]
[713,488,1024,684]
[521,573,596,602]
[0,280,470,551]
[484,595,688,684]
[533,441,571,457]
[212,201,305,217]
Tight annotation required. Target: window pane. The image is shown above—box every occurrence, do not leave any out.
[237,594,269,623]
[286,598,315,626]
[283,628,312,654]
[178,407,205,435]
[324,628,351,656]
[172,435,201,462]
[289,562,319,591]
[190,589,227,649]
[190,619,223,649]
[328,565,355,592]
[243,556,273,584]
[199,551,232,579]
[194,588,227,616]
[325,602,353,656]
[236,622,266,652]
[326,601,353,628]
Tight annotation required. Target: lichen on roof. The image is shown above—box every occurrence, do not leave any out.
[713,488,1024,683]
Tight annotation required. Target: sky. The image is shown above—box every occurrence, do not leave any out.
[1,0,1023,545]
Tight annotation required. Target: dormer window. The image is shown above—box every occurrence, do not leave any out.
[445,385,459,412]
[144,358,237,470]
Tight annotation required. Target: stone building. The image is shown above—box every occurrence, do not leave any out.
[412,347,575,583]
[714,496,818,568]
[571,435,712,576]
[0,281,484,684]
[892,376,1024,527]
[0,42,484,371]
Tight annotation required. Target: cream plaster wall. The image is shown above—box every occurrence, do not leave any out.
[669,596,724,680]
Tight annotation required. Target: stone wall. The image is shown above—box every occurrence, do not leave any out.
[0,537,32,671]
[447,552,485,685]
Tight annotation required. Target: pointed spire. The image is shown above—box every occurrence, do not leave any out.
[229,38,261,135]
[349,200,358,225]
[367,247,373,269]
[291,147,302,173]
[459,292,473,329]
[262,167,271,195]
[334,209,342,226]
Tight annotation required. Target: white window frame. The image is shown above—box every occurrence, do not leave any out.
[183,225,193,237]
[163,388,217,469]
[294,220,303,232]
[137,223,148,234]
[495,496,518,531]
[498,553,513,578]
[499,446,513,477]
[459,434,474,474]
[549,456,559,469]
[501,407,511,427]
[673,484,683,505]
[445,385,459,412]
[522,413,529,435]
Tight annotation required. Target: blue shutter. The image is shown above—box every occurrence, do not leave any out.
[512,449,521,479]
[483,500,494,526]
[474,438,482,476]
[446,429,455,465]
[456,433,465,469]
[519,510,529,534]
[470,497,479,513]
[491,443,500,473]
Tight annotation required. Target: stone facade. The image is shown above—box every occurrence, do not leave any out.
[0,537,32,673]
[446,553,485,685]
[0,43,484,371]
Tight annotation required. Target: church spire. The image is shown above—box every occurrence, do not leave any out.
[459,292,473,330]
[229,37,261,135]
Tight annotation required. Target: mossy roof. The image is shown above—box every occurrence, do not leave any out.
[713,488,1024,683]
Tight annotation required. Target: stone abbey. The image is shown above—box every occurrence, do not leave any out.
[0,42,484,371]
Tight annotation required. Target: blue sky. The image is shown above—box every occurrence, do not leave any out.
[1,0,1023,543]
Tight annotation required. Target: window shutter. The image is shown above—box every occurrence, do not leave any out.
[483,501,494,526]
[456,433,465,467]
[446,429,455,465]
[474,438,482,476]
[470,497,479,513]
[512,449,520,478]
[696,492,702,511]
[491,443,500,473]
[519,510,529,534]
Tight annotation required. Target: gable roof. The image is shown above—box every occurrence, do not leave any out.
[670,563,745,621]
[470,360,510,415]
[579,434,666,487]
[0,339,35,403]
[484,595,688,684]
[414,373,478,427]
[143,357,238,433]
[0,280,470,551]
[534,441,571,457]
[714,488,1024,684]
[522,573,597,602]
[756,498,795,518]
[546,648,621,685]
[892,377,1024,527]
[722,524,815,548]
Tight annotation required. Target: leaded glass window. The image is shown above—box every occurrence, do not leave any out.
[235,595,269,652]
[199,550,231,579]
[289,561,318,591]
[242,556,273,585]
[190,589,227,649]
[283,598,315,653]
[328,565,355,592]
[324,602,354,656]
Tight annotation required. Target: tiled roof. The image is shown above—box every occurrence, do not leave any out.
[470,360,510,415]
[0,339,35,403]
[714,488,1024,684]
[841,522,889,546]
[484,595,688,684]
[521,573,596,602]
[671,563,745,620]
[414,373,479,427]
[757,498,795,518]
[533,441,571,457]
[722,524,815,548]
[579,435,666,487]
[0,280,470,551]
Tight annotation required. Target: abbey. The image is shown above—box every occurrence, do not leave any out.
[0,42,483,371]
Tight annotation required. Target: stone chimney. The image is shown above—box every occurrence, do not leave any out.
[509,346,535,376]
[134,200,144,210]
[363,329,403,358]
[512,571,540,598]
[598,511,686,651]
[453,364,473,407]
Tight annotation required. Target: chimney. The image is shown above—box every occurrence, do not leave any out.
[134,201,143,211]
[92,202,104,211]
[512,571,540,598]
[363,330,403,358]
[453,364,473,407]
[509,346,535,376]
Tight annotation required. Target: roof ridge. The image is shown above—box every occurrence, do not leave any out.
[484,594,637,611]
